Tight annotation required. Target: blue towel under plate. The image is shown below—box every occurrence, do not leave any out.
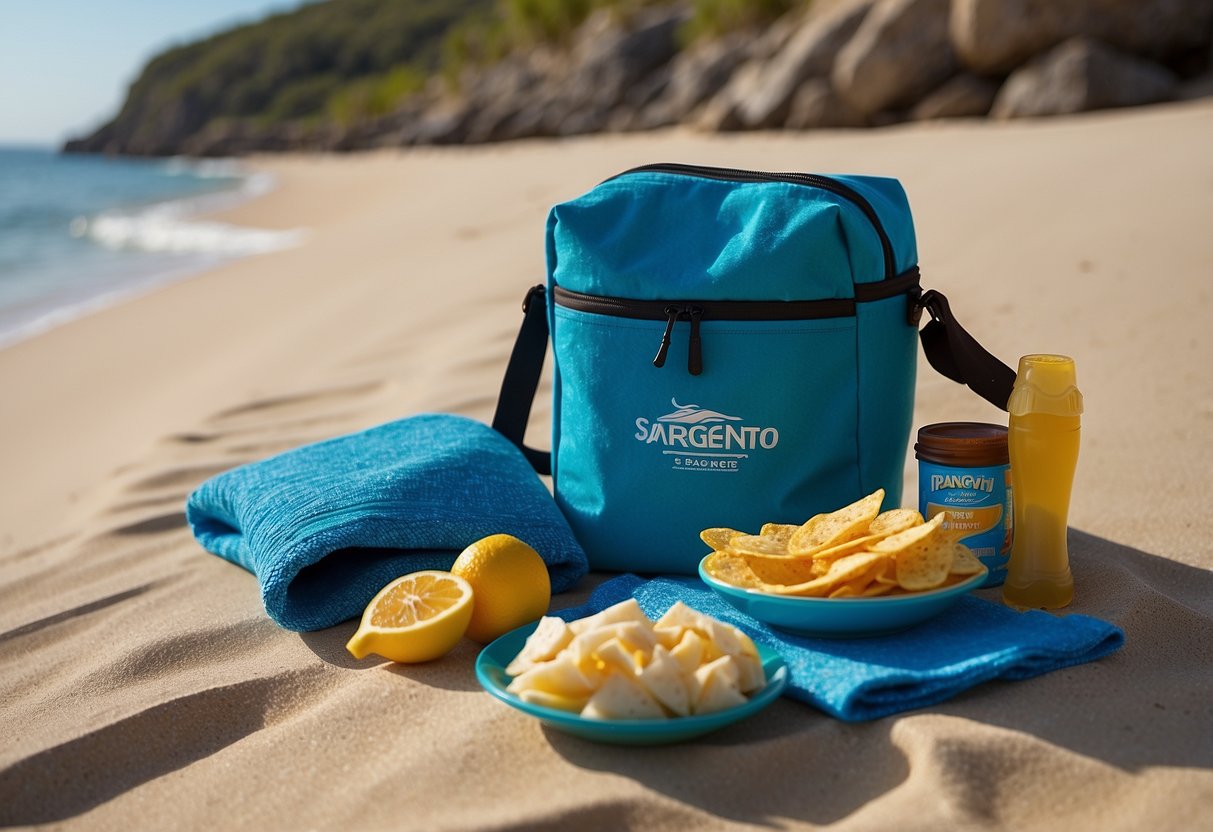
[557,575,1124,722]
[187,414,588,631]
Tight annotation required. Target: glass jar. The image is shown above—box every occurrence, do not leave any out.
[915,422,1012,588]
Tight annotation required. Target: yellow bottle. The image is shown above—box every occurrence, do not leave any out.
[1003,354,1083,610]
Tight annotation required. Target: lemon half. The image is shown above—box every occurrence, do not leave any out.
[346,570,474,663]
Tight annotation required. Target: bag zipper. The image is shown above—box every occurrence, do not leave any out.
[553,286,855,376]
[607,163,897,281]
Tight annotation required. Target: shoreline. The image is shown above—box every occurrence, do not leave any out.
[0,157,300,350]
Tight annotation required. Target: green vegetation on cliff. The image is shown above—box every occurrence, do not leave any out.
[66,0,804,155]
[68,0,491,154]
[442,0,802,76]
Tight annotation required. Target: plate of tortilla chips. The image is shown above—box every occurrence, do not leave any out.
[696,489,988,637]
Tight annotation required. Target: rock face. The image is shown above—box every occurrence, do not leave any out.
[546,7,687,135]
[62,0,1213,156]
[991,37,1178,118]
[693,14,804,131]
[785,79,868,128]
[833,0,956,116]
[67,93,211,156]
[734,0,875,128]
[397,8,688,144]
[636,33,751,130]
[951,0,1213,74]
[911,73,999,119]
[459,55,550,143]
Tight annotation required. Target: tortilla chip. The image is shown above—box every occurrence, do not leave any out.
[764,552,886,597]
[700,527,743,551]
[788,490,884,555]
[869,508,923,537]
[895,537,955,591]
[759,523,800,543]
[702,551,765,589]
[728,534,790,557]
[949,544,986,576]
[743,554,822,586]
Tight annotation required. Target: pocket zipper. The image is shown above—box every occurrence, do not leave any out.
[554,286,856,376]
[651,305,706,374]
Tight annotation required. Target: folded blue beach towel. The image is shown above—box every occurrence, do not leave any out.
[187,414,588,631]
[557,575,1124,722]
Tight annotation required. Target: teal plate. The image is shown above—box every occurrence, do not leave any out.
[699,555,988,638]
[476,621,788,745]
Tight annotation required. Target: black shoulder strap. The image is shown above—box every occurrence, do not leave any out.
[492,283,1016,477]
[492,285,552,475]
[916,288,1016,410]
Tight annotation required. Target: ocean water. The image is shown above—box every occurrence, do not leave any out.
[0,147,303,347]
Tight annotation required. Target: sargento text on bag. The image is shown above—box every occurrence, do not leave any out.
[634,420,780,450]
[633,398,780,453]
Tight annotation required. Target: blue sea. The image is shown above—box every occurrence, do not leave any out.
[0,147,302,346]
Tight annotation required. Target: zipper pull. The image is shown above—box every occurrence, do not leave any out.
[688,306,703,375]
[652,306,680,368]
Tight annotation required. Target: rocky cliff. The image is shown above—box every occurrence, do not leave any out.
[65,0,1213,157]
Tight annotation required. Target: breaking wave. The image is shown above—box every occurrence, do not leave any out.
[69,173,303,256]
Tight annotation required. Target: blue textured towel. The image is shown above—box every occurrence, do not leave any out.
[187,414,588,632]
[557,575,1125,722]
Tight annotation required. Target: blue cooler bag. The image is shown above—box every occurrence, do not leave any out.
[493,164,1013,574]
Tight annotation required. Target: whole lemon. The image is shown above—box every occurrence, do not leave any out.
[451,534,551,644]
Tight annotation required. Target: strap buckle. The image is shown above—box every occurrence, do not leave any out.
[522,284,546,314]
[908,286,926,327]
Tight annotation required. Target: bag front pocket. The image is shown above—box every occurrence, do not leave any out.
[551,289,863,574]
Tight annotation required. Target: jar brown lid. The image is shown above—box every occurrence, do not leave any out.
[915,422,1009,466]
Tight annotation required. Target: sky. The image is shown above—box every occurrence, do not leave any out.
[0,0,307,146]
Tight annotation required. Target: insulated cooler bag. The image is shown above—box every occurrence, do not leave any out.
[494,164,1014,574]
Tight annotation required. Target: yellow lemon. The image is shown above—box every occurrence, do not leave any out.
[346,571,473,663]
[451,534,551,644]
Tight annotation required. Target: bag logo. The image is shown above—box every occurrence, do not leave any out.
[634,398,779,472]
[657,399,742,425]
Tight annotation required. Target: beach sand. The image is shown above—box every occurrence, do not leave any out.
[1,100,1211,829]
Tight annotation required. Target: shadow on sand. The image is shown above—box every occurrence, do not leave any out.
[540,530,1212,826]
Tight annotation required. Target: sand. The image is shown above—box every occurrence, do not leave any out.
[1,100,1211,830]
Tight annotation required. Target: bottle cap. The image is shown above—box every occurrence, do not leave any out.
[1008,354,1083,417]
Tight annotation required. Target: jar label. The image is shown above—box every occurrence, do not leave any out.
[919,461,1012,587]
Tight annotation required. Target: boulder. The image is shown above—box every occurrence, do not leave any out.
[910,73,999,119]
[695,60,766,131]
[397,100,474,146]
[461,55,547,143]
[951,0,1213,75]
[833,0,956,116]
[744,10,803,62]
[784,80,868,129]
[549,7,687,136]
[990,37,1178,118]
[329,105,426,152]
[636,33,751,129]
[692,12,807,131]
[484,104,556,143]
[735,0,876,128]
